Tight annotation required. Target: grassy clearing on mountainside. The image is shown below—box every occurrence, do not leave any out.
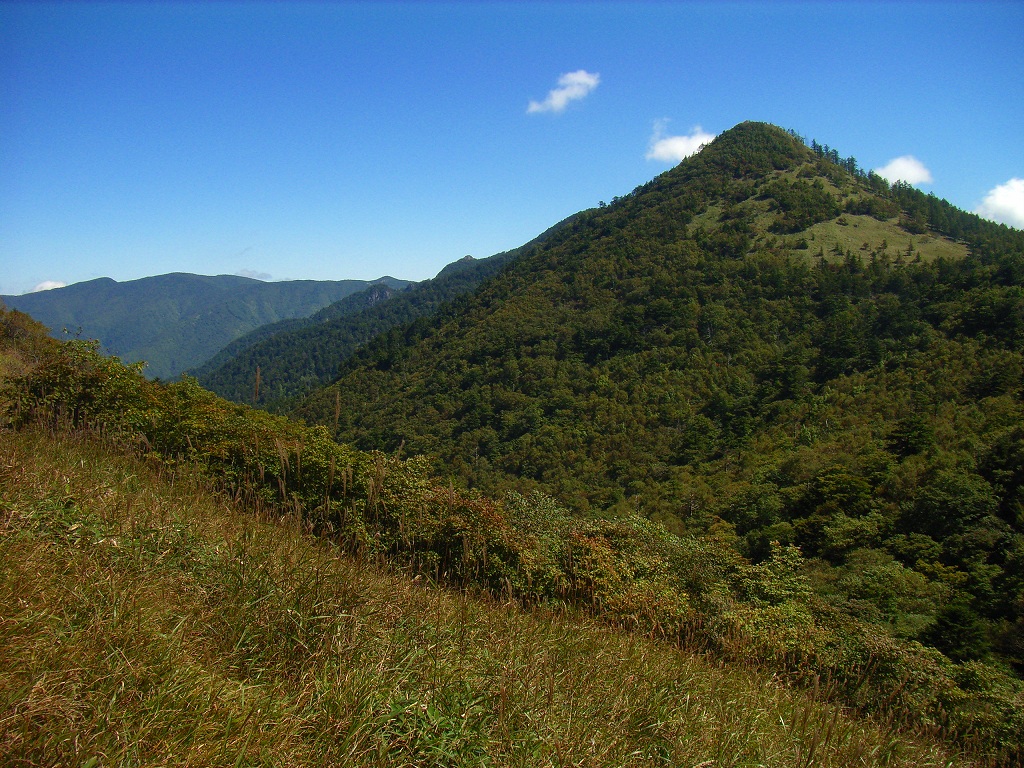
[804,215,968,264]
[1,427,977,767]
[683,158,968,268]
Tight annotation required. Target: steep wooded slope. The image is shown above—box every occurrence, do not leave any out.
[197,221,580,410]
[297,121,1024,668]
[1,273,409,380]
[297,120,994,503]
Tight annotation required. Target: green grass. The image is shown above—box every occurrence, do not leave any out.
[803,214,968,264]
[684,161,968,266]
[1,427,981,766]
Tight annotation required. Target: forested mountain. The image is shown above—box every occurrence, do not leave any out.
[190,280,405,398]
[196,228,578,410]
[297,122,1024,669]
[0,273,409,380]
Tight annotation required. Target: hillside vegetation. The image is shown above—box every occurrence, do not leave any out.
[296,122,1024,678]
[188,280,405,397]
[1,273,410,381]
[4,425,979,767]
[196,223,579,413]
[1,295,1021,763]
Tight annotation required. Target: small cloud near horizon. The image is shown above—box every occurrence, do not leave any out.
[236,269,273,281]
[874,155,933,186]
[30,280,67,293]
[975,178,1024,230]
[646,121,716,163]
[527,70,600,114]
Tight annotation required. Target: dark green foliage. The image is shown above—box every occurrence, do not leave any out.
[762,177,841,233]
[980,426,1024,525]
[0,273,409,380]
[924,601,990,662]
[195,241,574,411]
[845,193,901,221]
[289,123,1024,684]
[888,414,934,457]
[5,302,1024,761]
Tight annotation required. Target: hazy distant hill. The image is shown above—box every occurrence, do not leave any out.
[0,273,410,380]
[189,280,404,389]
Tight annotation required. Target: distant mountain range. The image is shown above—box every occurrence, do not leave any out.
[0,273,410,380]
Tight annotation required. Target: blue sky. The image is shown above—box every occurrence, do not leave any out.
[2,1,1022,295]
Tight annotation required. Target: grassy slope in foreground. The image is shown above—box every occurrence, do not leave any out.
[0,427,974,767]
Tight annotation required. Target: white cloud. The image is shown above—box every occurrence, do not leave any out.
[527,70,600,114]
[237,269,272,281]
[645,120,716,163]
[874,155,933,186]
[30,280,67,293]
[975,178,1024,229]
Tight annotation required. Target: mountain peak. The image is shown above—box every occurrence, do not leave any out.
[297,121,1016,512]
[675,120,811,179]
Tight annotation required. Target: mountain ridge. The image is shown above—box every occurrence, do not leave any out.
[3,121,1023,759]
[195,216,583,409]
[0,272,411,380]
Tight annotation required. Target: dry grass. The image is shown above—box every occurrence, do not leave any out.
[1,427,980,766]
